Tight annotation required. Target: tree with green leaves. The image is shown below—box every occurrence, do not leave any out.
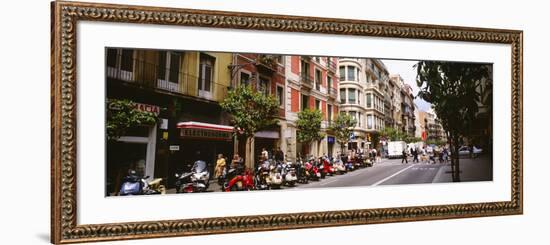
[106,99,159,141]
[296,109,324,157]
[220,85,279,168]
[380,127,400,141]
[330,113,357,156]
[415,61,491,182]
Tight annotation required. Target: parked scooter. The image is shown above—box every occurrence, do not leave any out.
[267,160,283,189]
[305,158,321,181]
[174,160,210,193]
[119,170,165,196]
[282,161,298,187]
[255,160,271,190]
[295,158,309,184]
[344,159,355,172]
[320,156,334,177]
[332,159,347,174]
[223,165,255,192]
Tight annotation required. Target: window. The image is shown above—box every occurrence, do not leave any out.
[120,49,134,72]
[340,89,346,104]
[259,77,270,96]
[169,52,180,83]
[315,99,321,110]
[327,104,333,122]
[301,60,310,78]
[349,111,357,122]
[315,69,322,91]
[105,48,134,71]
[347,66,356,81]
[276,85,284,107]
[358,112,362,127]
[327,76,332,93]
[199,54,215,94]
[367,115,373,129]
[348,88,356,104]
[157,51,180,83]
[366,93,372,108]
[339,66,345,80]
[106,48,117,67]
[240,72,250,86]
[301,94,309,111]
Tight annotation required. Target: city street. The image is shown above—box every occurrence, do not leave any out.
[297,159,445,189]
[298,156,492,189]
[164,155,492,194]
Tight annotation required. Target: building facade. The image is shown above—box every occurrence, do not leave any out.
[105,48,234,191]
[285,56,340,160]
[338,58,389,152]
[231,54,286,167]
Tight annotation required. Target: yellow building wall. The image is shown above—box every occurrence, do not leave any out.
[180,51,232,102]
[128,49,232,102]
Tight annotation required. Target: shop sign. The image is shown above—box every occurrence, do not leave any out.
[180,128,233,141]
[169,145,180,151]
[134,103,160,116]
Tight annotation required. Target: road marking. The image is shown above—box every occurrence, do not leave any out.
[371,165,414,186]
[320,179,339,186]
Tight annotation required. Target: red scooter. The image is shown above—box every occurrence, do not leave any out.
[321,157,334,177]
[305,159,321,181]
[223,167,255,192]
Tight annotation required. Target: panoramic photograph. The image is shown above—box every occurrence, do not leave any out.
[104,48,493,196]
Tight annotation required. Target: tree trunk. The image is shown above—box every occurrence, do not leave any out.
[244,136,254,170]
[452,136,461,182]
[448,131,455,179]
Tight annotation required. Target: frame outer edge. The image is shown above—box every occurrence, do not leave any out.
[519,31,524,215]
[50,1,524,243]
[51,1,61,244]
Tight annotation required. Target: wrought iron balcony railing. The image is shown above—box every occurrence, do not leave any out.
[106,55,229,100]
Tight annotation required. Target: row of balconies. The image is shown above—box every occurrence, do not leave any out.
[107,56,229,100]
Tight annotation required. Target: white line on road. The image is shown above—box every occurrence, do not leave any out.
[320,179,339,186]
[371,165,414,186]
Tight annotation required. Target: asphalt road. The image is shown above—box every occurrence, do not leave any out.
[165,156,491,193]
[297,159,446,189]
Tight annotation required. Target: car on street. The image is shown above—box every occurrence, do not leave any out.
[458,146,483,158]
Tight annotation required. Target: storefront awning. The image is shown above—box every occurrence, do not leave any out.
[177,121,234,132]
[177,121,234,141]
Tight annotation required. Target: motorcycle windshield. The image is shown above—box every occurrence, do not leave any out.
[192,161,207,173]
[120,182,141,195]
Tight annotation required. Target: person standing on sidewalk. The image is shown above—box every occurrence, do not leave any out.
[401,148,408,164]
[214,154,226,179]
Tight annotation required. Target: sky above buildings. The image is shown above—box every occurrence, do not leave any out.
[381,59,432,112]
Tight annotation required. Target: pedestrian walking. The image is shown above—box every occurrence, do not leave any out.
[214,154,226,178]
[401,148,408,164]
[412,148,419,163]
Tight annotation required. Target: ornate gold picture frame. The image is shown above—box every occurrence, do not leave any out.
[51,1,523,244]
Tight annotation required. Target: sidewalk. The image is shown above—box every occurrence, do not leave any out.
[432,155,493,183]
